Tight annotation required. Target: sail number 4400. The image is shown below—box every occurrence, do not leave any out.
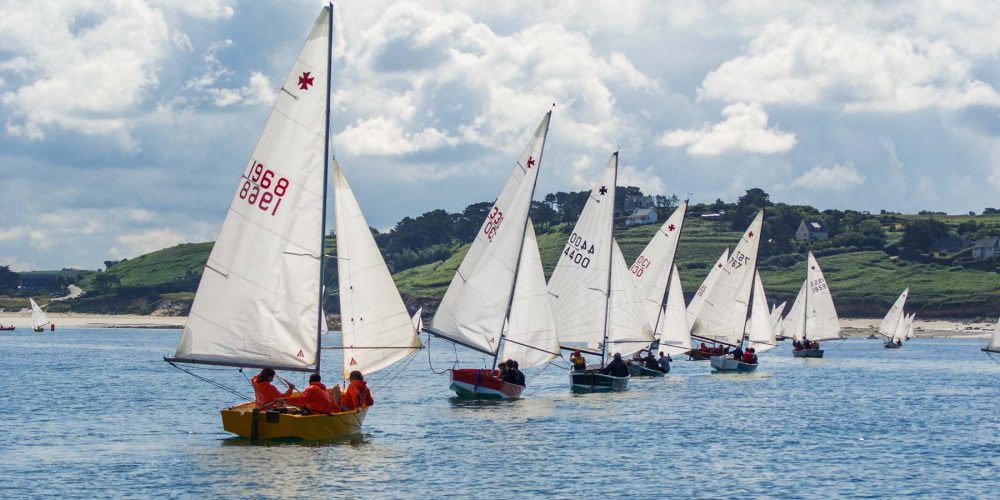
[564,232,595,268]
[239,161,289,216]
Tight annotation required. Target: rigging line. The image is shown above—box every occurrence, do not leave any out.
[168,361,252,402]
[369,350,421,392]
[425,333,449,375]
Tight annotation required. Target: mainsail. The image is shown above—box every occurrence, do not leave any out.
[687,248,730,325]
[690,211,764,346]
[785,252,842,342]
[656,264,691,356]
[548,153,619,350]
[878,288,909,340]
[500,221,560,368]
[173,8,332,371]
[629,202,687,329]
[606,240,655,357]
[984,317,1000,353]
[29,298,49,331]
[747,271,777,353]
[334,161,422,379]
[429,112,552,355]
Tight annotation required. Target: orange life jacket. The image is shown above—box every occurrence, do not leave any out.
[341,380,374,411]
[288,381,337,414]
[251,375,293,408]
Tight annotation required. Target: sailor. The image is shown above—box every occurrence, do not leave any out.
[732,345,744,362]
[741,349,755,364]
[288,373,340,414]
[250,367,295,409]
[657,351,672,373]
[570,350,587,372]
[643,350,659,371]
[503,359,525,386]
[601,353,630,378]
[340,370,374,411]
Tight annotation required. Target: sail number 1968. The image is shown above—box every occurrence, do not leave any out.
[239,160,289,216]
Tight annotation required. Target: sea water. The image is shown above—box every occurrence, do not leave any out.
[1,328,997,498]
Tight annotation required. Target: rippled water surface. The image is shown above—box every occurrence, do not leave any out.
[2,328,998,498]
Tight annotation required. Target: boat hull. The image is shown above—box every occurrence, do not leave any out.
[884,342,903,349]
[710,356,758,373]
[0,326,15,331]
[449,368,524,400]
[628,363,665,377]
[570,370,629,393]
[687,348,718,361]
[793,348,824,358]
[220,401,367,441]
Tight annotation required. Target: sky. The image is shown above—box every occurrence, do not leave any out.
[1,0,998,271]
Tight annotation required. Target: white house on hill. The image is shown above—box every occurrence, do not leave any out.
[795,219,829,242]
[972,236,1000,258]
[626,208,657,226]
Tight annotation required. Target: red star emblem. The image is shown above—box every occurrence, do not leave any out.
[717,263,723,268]
[668,224,676,232]
[747,231,754,238]
[298,71,314,90]
[526,156,535,168]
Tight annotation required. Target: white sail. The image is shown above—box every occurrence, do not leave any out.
[29,298,49,331]
[690,211,764,346]
[747,271,777,353]
[770,301,786,339]
[783,281,807,340]
[411,308,423,333]
[430,112,552,354]
[334,161,422,379]
[174,8,331,371]
[656,264,691,356]
[629,202,687,328]
[878,288,909,339]
[804,252,842,341]
[501,221,560,368]
[607,240,655,358]
[548,153,619,348]
[687,248,730,325]
[903,313,915,340]
[985,317,1000,353]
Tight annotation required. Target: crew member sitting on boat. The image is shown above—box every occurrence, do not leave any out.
[251,367,295,409]
[570,350,587,372]
[741,348,758,364]
[601,352,630,377]
[658,352,672,373]
[340,370,374,411]
[288,373,341,415]
[643,351,659,371]
[731,345,744,362]
[501,359,526,386]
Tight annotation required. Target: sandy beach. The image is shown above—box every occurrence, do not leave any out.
[0,312,993,337]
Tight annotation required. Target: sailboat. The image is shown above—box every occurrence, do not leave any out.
[29,298,50,332]
[688,211,765,373]
[982,317,999,356]
[770,301,786,340]
[164,5,421,441]
[627,203,687,377]
[549,152,653,392]
[746,272,777,354]
[685,248,730,360]
[784,252,845,358]
[653,264,692,358]
[425,111,553,400]
[878,288,909,349]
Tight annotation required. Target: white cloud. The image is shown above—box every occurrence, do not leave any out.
[336,116,457,156]
[700,22,1000,112]
[618,164,665,195]
[659,102,795,155]
[790,162,865,192]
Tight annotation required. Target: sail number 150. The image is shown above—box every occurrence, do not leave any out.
[239,161,289,216]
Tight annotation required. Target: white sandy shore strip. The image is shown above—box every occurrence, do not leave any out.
[0,313,993,337]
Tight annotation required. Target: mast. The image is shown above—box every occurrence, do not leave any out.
[599,151,619,367]
[737,214,762,350]
[491,108,552,370]
[315,2,334,376]
[802,264,809,341]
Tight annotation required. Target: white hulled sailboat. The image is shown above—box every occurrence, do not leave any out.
[785,252,845,358]
[29,298,50,333]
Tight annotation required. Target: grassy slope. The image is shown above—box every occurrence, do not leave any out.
[77,242,213,288]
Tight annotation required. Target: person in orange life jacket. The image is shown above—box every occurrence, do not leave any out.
[288,373,340,414]
[251,367,295,408]
[340,370,374,411]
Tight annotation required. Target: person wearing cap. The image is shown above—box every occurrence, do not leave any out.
[601,352,629,377]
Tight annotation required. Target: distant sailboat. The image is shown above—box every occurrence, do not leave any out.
[689,211,765,372]
[770,301,787,340]
[686,248,730,360]
[549,152,653,392]
[164,5,421,441]
[785,252,845,358]
[983,317,999,356]
[879,288,909,349]
[29,298,50,333]
[426,111,553,400]
[411,307,423,332]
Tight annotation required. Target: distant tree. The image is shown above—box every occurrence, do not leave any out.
[615,186,644,214]
[856,219,886,243]
[731,188,773,230]
[984,208,999,215]
[0,265,19,293]
[900,219,949,252]
[956,220,980,237]
[93,273,121,291]
[452,202,492,242]
[104,259,126,270]
[529,200,558,227]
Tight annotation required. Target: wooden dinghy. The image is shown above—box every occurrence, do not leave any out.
[449,368,524,400]
[570,370,629,393]
[628,363,665,377]
[792,348,824,358]
[710,356,758,373]
[221,401,368,441]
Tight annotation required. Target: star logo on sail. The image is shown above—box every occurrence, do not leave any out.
[298,71,314,90]
[599,186,608,195]
[747,231,754,238]
[526,156,535,168]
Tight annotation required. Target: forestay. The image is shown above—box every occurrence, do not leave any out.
[747,271,776,353]
[804,252,842,341]
[656,265,691,356]
[429,112,552,355]
[548,153,618,348]
[334,161,422,379]
[690,211,764,346]
[607,240,655,357]
[628,202,687,329]
[174,9,331,371]
[29,298,49,330]
[878,288,909,339]
[687,248,730,326]
[500,221,560,368]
